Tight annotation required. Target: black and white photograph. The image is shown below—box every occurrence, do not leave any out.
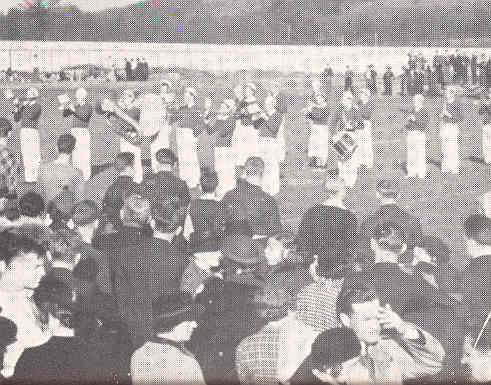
[0,0,490,384]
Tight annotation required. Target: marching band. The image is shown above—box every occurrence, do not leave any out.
[1,76,490,193]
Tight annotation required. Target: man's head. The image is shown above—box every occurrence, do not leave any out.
[160,80,171,95]
[336,283,381,345]
[314,92,327,106]
[461,327,491,383]
[155,148,177,171]
[57,134,76,155]
[0,231,47,290]
[46,229,81,267]
[70,200,99,236]
[200,170,218,195]
[121,194,151,227]
[375,179,400,202]
[264,231,295,266]
[0,118,13,139]
[463,214,491,257]
[114,152,135,176]
[150,197,181,234]
[370,221,407,261]
[19,192,48,223]
[244,156,264,183]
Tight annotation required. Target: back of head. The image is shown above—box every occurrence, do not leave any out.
[244,156,264,178]
[114,152,135,173]
[151,196,181,233]
[57,134,76,155]
[33,277,75,328]
[464,214,491,246]
[0,118,13,138]
[46,228,81,264]
[122,194,151,226]
[71,200,99,227]
[0,230,46,267]
[376,179,400,200]
[372,221,407,255]
[19,192,45,218]
[200,169,218,194]
[155,148,177,167]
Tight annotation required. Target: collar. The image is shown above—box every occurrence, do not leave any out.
[322,197,346,210]
[51,261,74,271]
[153,231,175,243]
[54,154,71,165]
[200,192,217,201]
[118,172,134,179]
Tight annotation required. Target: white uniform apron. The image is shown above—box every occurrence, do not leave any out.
[214,146,236,199]
[483,123,491,164]
[308,123,329,164]
[358,120,374,169]
[406,130,427,178]
[233,121,259,166]
[71,127,91,181]
[20,127,41,183]
[177,127,200,189]
[259,137,280,196]
[440,123,460,174]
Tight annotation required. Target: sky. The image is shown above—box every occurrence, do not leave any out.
[0,0,141,14]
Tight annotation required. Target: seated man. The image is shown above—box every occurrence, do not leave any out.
[131,293,206,385]
[330,282,445,384]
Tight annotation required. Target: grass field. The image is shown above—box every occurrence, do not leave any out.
[0,74,489,271]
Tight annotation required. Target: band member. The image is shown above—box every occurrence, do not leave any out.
[357,88,375,169]
[257,95,282,196]
[476,87,491,164]
[233,83,260,167]
[330,91,364,187]
[117,89,143,183]
[170,87,203,189]
[344,66,354,93]
[13,87,42,183]
[383,66,394,96]
[268,82,288,164]
[440,86,463,174]
[62,87,93,181]
[404,94,430,178]
[304,92,330,169]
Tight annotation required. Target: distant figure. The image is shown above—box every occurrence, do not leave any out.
[383,66,394,96]
[344,66,354,93]
[125,58,132,81]
[321,64,334,93]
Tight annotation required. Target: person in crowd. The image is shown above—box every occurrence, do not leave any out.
[329,91,364,187]
[222,156,282,238]
[184,170,227,248]
[13,87,42,183]
[0,118,19,198]
[304,92,330,169]
[46,188,76,231]
[297,170,357,268]
[477,87,491,165]
[14,192,52,229]
[383,66,394,96]
[12,278,107,384]
[358,179,423,264]
[180,237,223,297]
[62,87,93,181]
[268,81,289,166]
[440,86,463,174]
[38,134,84,204]
[404,94,430,178]
[102,152,140,228]
[320,64,334,94]
[327,282,445,384]
[141,148,190,221]
[0,316,17,381]
[290,327,361,385]
[400,66,408,96]
[460,215,491,332]
[207,99,237,199]
[0,231,51,378]
[256,231,312,298]
[131,293,206,385]
[357,88,375,170]
[235,287,319,385]
[69,200,112,297]
[344,66,354,93]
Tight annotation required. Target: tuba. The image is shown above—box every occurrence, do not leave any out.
[96,98,143,146]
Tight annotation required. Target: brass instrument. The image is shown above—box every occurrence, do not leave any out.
[96,98,143,146]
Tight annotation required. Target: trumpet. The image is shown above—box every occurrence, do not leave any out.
[96,98,143,146]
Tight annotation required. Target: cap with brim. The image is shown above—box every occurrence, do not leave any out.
[153,294,204,333]
[221,233,262,265]
[155,148,177,165]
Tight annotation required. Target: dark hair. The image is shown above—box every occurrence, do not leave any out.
[57,134,76,155]
[200,170,219,194]
[372,221,406,254]
[464,214,491,246]
[114,152,135,172]
[33,278,75,329]
[46,229,80,264]
[0,118,13,138]
[0,231,46,266]
[151,197,181,233]
[19,192,45,218]
[0,316,17,349]
[336,283,378,317]
[245,156,264,177]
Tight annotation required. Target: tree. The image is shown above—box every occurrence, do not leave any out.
[19,0,61,40]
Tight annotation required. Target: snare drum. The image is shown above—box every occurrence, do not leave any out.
[333,132,358,162]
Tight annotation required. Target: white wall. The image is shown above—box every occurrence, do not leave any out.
[0,41,489,75]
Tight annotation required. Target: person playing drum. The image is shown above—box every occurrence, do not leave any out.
[330,91,364,187]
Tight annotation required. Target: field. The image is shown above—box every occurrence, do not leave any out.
[0,73,489,271]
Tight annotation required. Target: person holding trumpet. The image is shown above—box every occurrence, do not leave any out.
[403,94,430,178]
[303,92,330,170]
[60,87,93,181]
[11,87,42,183]
[440,86,463,174]
[475,87,491,164]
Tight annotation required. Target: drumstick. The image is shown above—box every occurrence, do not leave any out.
[473,309,491,349]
